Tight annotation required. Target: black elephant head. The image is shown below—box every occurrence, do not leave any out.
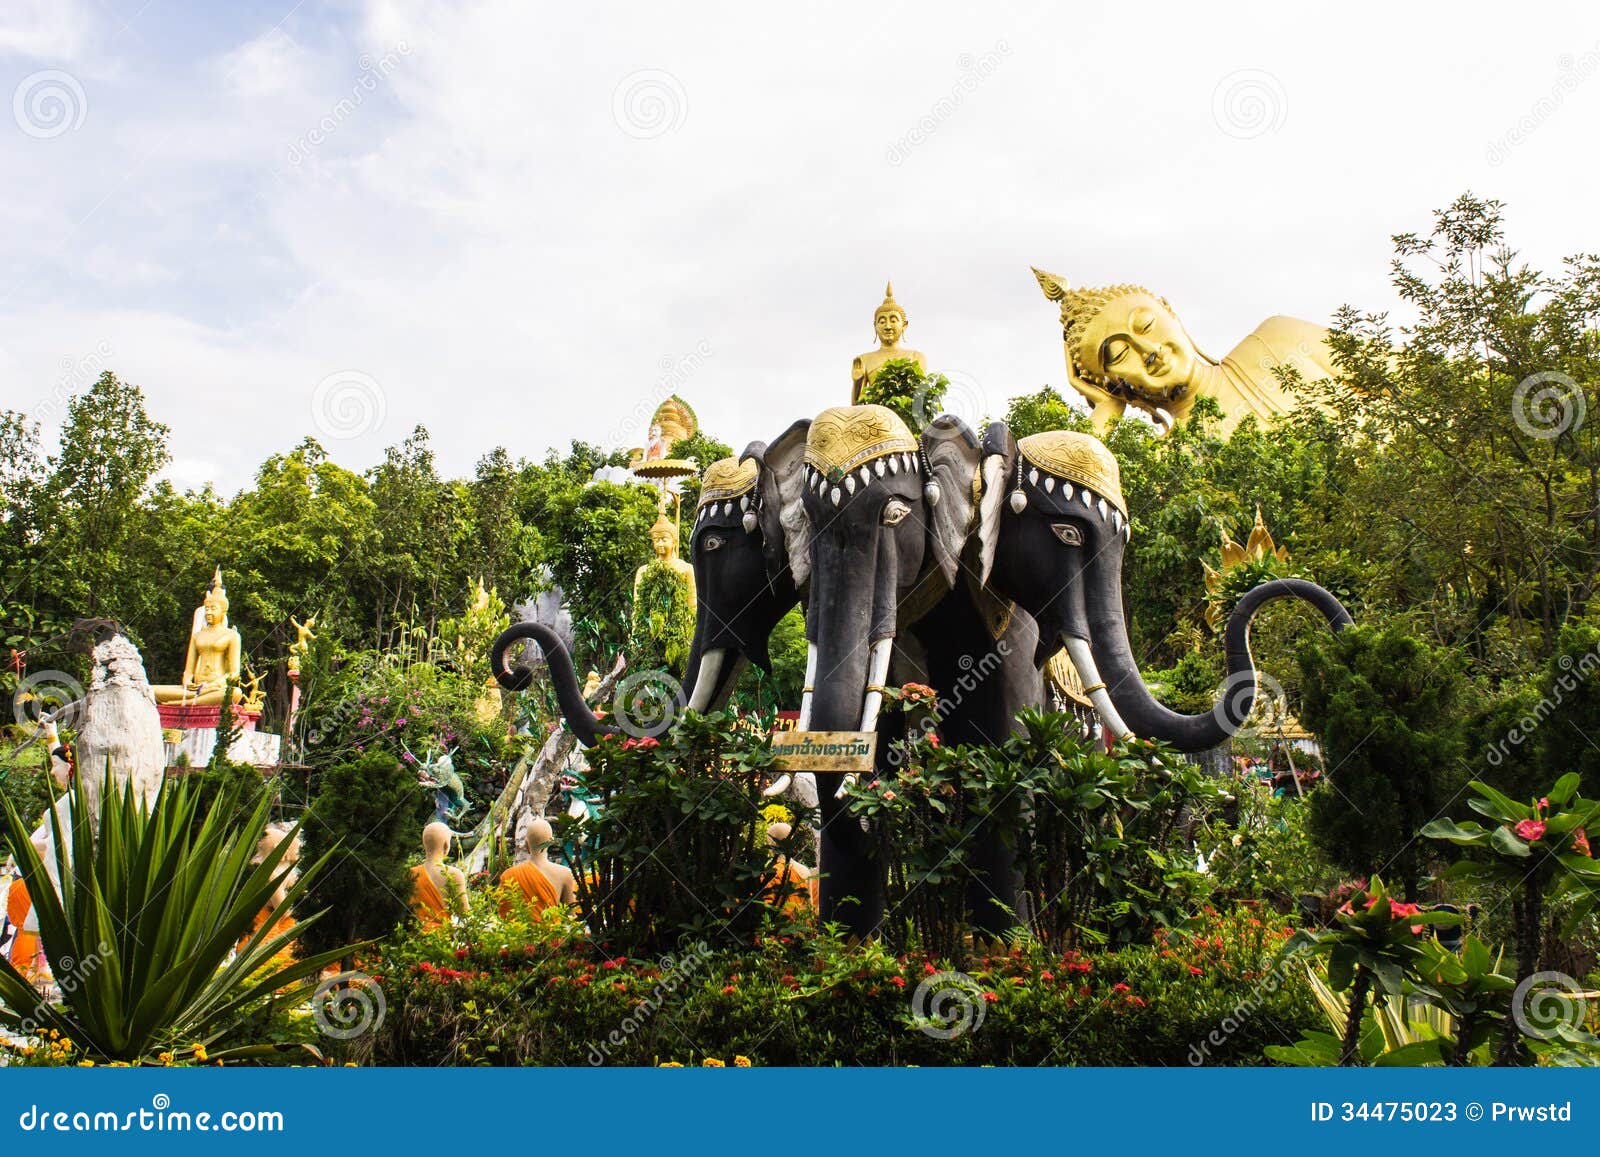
[754,405,981,735]
[684,452,801,712]
[977,423,1351,752]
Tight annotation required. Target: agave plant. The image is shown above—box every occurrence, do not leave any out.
[0,771,350,1063]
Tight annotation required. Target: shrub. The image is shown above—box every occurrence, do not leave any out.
[347,902,1317,1066]
[295,749,429,966]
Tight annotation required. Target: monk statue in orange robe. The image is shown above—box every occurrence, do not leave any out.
[409,821,468,928]
[5,873,39,977]
[765,821,817,914]
[497,815,575,918]
[237,823,301,965]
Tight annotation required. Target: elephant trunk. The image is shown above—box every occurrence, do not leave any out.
[1085,541,1353,753]
[490,622,621,748]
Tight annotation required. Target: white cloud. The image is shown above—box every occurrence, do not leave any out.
[3,0,1600,494]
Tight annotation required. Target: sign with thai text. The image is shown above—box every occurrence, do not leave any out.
[768,730,877,772]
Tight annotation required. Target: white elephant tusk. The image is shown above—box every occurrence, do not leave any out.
[762,772,793,798]
[797,643,818,731]
[1064,636,1133,743]
[567,795,588,822]
[686,648,726,713]
[857,637,895,732]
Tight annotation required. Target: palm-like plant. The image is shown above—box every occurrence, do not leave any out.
[0,772,349,1063]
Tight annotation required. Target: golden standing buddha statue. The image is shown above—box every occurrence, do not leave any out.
[1031,268,1338,435]
[850,282,927,404]
[633,512,697,615]
[153,568,244,705]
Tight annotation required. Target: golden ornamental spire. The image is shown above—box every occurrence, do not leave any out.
[875,281,906,323]
[1202,507,1289,625]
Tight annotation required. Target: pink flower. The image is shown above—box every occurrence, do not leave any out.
[1514,819,1547,842]
[1388,901,1421,919]
[927,734,941,749]
[1573,828,1591,857]
[1538,797,1550,811]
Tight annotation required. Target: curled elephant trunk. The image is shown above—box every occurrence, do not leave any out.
[1085,544,1354,753]
[490,622,623,748]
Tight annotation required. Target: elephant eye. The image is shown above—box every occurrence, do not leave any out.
[702,534,725,552]
[881,499,912,527]
[1050,523,1083,546]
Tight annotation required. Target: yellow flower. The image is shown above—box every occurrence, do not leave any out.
[733,1055,752,1067]
[343,1062,358,1068]
[48,1029,59,1039]
[702,1057,725,1067]
[77,1060,95,1067]
[108,1061,130,1068]
[192,1044,209,1063]
[157,1053,174,1066]
[658,1061,684,1068]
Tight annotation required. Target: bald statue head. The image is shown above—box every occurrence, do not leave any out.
[422,821,452,859]
[524,816,555,856]
[766,821,792,845]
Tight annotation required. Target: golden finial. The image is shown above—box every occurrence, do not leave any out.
[1202,507,1290,625]
[875,281,906,323]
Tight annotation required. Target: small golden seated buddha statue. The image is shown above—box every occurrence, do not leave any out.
[153,567,244,705]
[1032,268,1338,435]
[851,281,927,404]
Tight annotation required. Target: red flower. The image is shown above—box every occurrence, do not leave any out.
[1388,901,1421,919]
[455,948,468,960]
[1113,983,1131,994]
[721,985,737,995]
[1514,819,1547,842]
[923,962,937,975]
[981,992,998,1004]
[889,976,906,988]
[1040,971,1054,982]
[1574,828,1592,857]
[927,734,940,749]
[1188,966,1204,976]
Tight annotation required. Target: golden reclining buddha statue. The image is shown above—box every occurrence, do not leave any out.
[1032,268,1338,435]
[152,568,244,706]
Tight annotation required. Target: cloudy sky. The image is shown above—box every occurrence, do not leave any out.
[3,0,1599,493]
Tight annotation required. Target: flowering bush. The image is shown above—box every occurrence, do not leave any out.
[347,902,1316,1066]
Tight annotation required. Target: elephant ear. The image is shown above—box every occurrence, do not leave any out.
[975,421,1017,586]
[744,420,811,588]
[920,414,982,589]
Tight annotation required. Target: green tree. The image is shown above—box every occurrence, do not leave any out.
[295,750,427,967]
[1297,624,1467,900]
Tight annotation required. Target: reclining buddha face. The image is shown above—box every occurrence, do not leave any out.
[1078,292,1198,404]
